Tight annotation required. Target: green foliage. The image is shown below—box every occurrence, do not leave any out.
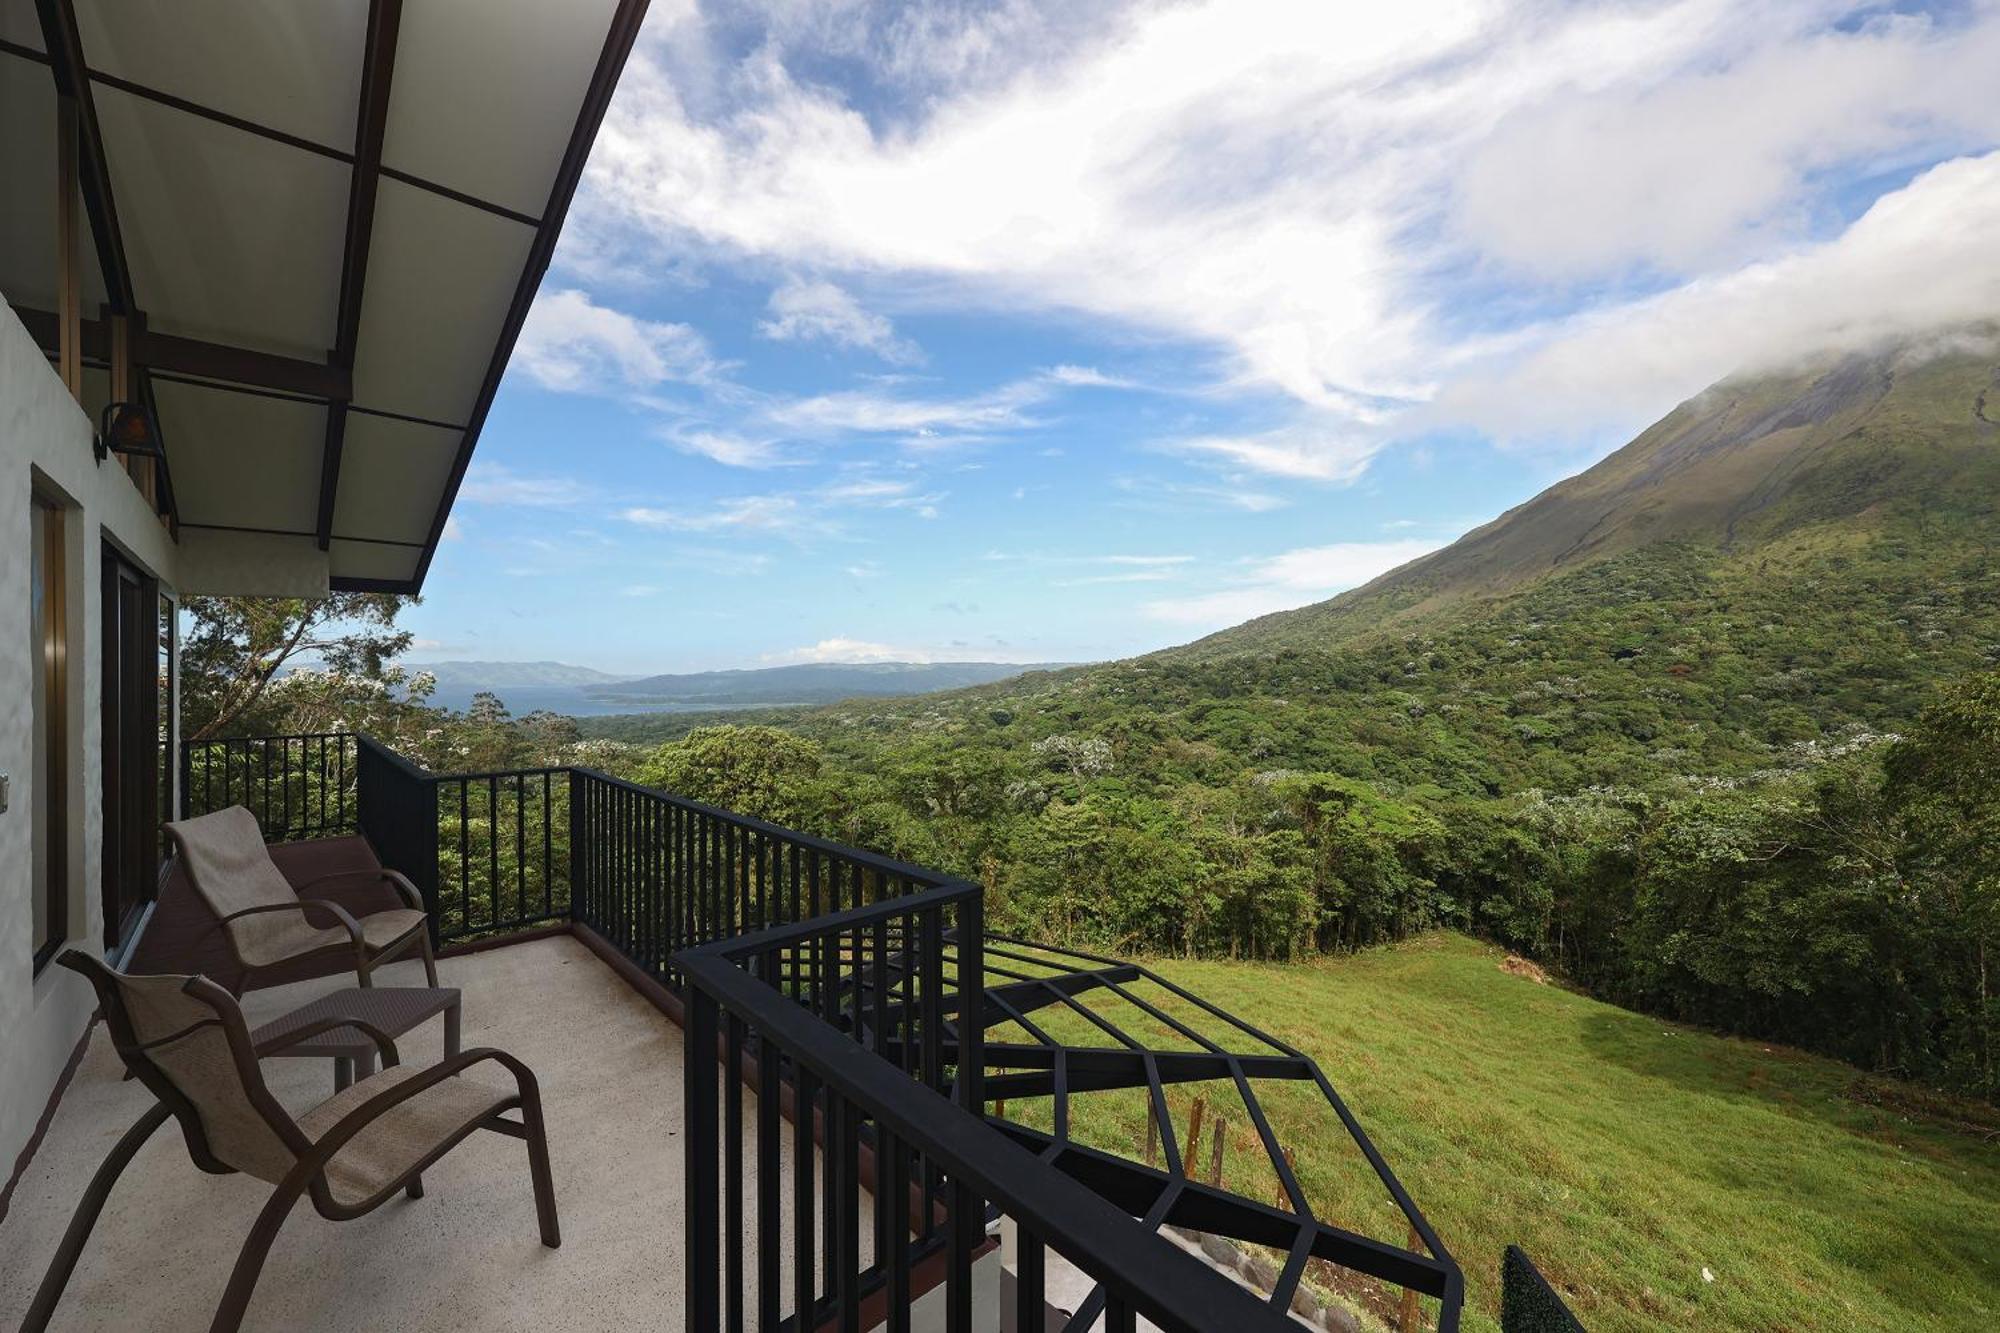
[180,593,421,740]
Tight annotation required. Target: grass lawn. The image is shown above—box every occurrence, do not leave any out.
[995,932,2000,1332]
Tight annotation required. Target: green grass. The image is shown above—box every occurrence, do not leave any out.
[1010,934,2000,1332]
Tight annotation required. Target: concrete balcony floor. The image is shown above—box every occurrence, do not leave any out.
[0,935,728,1331]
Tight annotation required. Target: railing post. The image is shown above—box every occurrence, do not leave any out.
[685,983,721,1333]
[568,769,586,930]
[418,776,441,948]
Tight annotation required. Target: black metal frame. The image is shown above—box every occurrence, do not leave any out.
[673,901,1464,1333]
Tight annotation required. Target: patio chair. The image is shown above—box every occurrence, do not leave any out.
[23,951,559,1333]
[165,805,438,994]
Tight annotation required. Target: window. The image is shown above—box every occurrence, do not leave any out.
[31,494,69,973]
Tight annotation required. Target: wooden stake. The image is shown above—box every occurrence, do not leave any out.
[1207,1116,1226,1186]
[1184,1096,1206,1177]
[56,97,81,402]
[1398,1224,1424,1333]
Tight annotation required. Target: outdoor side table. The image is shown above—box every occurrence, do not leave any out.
[251,986,462,1091]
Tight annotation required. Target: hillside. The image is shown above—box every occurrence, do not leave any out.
[403,660,634,688]
[1182,340,2000,657]
[1069,936,2000,1332]
[583,660,1068,710]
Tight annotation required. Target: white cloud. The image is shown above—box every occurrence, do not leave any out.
[572,0,2000,460]
[759,277,922,363]
[666,430,791,468]
[459,462,591,507]
[768,376,1047,435]
[761,637,922,665]
[1436,151,2000,438]
[516,288,720,392]
[1143,539,1442,628]
[622,495,799,532]
[1170,426,1383,483]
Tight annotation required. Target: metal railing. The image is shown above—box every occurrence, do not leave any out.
[180,733,357,841]
[180,731,1465,1332]
[678,886,1304,1333]
[570,768,957,991]
[1502,1246,1586,1332]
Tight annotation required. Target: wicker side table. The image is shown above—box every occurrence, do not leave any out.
[251,986,462,1090]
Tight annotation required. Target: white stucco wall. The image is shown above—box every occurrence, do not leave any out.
[0,306,182,1177]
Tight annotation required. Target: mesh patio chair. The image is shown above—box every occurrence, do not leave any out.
[165,805,438,994]
[23,952,559,1333]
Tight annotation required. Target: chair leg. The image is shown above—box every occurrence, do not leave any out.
[406,1174,425,1200]
[208,1180,307,1333]
[20,1104,171,1333]
[520,1090,560,1248]
[418,930,440,988]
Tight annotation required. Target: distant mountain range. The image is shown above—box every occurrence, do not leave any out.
[401,659,1065,716]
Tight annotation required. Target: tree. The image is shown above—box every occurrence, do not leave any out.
[179,594,421,740]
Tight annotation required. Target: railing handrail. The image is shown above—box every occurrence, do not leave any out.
[679,939,1302,1333]
[570,765,964,888]
[704,880,980,963]
[185,729,354,743]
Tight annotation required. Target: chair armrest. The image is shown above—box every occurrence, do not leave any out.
[256,1017,402,1067]
[216,899,365,948]
[303,1047,536,1157]
[294,867,428,915]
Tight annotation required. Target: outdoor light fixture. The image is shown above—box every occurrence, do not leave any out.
[95,401,161,464]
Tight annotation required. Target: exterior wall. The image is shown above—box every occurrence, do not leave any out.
[0,306,180,1177]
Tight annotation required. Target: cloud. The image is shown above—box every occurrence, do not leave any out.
[515,288,721,392]
[1454,12,2000,280]
[1437,151,2000,438]
[665,430,791,468]
[1143,539,1441,628]
[761,637,921,665]
[1169,425,1383,482]
[768,376,1048,435]
[622,495,799,532]
[459,462,592,507]
[571,0,2000,463]
[759,277,923,363]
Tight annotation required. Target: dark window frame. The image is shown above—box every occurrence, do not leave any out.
[31,492,70,975]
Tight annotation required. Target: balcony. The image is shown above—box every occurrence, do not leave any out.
[0,733,1582,1333]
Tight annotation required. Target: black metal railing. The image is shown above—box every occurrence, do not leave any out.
[570,768,956,992]
[678,886,1302,1333]
[180,733,358,841]
[435,764,570,941]
[1502,1245,1586,1332]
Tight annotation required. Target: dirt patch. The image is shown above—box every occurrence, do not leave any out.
[1499,954,1551,985]
[1844,1076,2000,1142]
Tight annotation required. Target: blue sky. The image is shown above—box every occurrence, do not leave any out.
[407,0,2000,675]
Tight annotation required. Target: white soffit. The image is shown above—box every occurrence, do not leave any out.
[384,0,621,219]
[96,85,347,359]
[0,56,109,314]
[328,539,420,584]
[72,0,365,149]
[330,413,460,545]
[152,377,325,533]
[349,177,533,424]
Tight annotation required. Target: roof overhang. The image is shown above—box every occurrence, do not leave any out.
[1,0,649,592]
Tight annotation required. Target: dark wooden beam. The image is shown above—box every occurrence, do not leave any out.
[9,304,352,400]
[34,0,133,312]
[410,0,653,591]
[318,0,402,551]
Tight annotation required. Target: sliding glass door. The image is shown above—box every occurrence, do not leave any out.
[100,542,159,951]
